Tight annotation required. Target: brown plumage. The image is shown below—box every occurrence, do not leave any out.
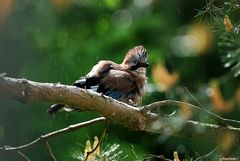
[48,46,149,115]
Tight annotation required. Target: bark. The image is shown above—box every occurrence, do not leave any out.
[0,75,240,145]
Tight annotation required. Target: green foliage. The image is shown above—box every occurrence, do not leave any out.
[219,32,240,77]
[196,0,240,77]
[0,0,240,161]
[73,143,126,161]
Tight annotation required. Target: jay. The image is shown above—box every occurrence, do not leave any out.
[48,46,149,114]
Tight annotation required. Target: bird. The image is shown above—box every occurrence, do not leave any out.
[47,45,149,115]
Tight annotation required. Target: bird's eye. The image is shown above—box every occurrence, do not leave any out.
[132,59,137,64]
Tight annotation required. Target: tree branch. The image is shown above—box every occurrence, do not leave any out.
[194,147,219,161]
[141,100,240,125]
[17,151,31,161]
[142,154,172,161]
[0,76,240,144]
[45,141,57,161]
[0,117,106,151]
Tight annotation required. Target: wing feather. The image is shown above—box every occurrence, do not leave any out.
[98,69,136,93]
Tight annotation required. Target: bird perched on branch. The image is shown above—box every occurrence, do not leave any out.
[48,46,149,115]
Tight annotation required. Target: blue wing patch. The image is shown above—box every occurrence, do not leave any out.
[105,90,124,99]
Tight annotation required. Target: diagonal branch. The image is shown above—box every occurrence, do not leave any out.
[194,146,219,161]
[0,117,106,151]
[17,151,31,161]
[141,100,240,125]
[0,76,240,145]
[45,141,57,161]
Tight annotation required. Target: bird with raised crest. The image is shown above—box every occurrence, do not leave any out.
[48,46,149,115]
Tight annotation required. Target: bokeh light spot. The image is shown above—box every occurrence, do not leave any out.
[171,24,213,57]
[133,0,152,8]
[112,9,132,29]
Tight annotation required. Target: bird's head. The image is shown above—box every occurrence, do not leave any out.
[122,46,149,70]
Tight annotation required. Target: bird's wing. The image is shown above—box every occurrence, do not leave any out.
[48,61,116,115]
[98,69,136,94]
[73,60,117,89]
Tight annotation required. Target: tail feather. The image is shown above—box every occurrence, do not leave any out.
[73,78,87,88]
[47,104,65,115]
[73,77,100,92]
[48,104,83,115]
[47,77,99,115]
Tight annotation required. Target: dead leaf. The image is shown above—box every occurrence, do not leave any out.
[93,136,100,156]
[0,0,13,27]
[224,15,233,32]
[84,140,93,161]
[210,81,234,113]
[219,131,235,152]
[152,63,179,91]
[179,99,192,120]
[173,151,180,161]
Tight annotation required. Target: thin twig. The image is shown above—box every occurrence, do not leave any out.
[84,120,109,161]
[0,117,106,151]
[45,141,57,161]
[141,100,240,125]
[184,87,239,125]
[195,147,219,161]
[184,87,206,109]
[17,151,31,161]
[130,144,139,159]
[141,154,172,161]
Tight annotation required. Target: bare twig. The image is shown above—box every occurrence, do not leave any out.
[17,151,31,161]
[184,87,206,109]
[141,100,240,125]
[0,117,106,151]
[184,87,240,126]
[142,154,172,161]
[195,147,219,161]
[130,144,139,159]
[84,120,109,161]
[45,141,57,161]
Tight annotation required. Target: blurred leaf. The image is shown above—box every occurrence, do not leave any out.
[93,136,100,156]
[209,81,234,113]
[85,140,93,161]
[219,131,235,152]
[223,15,233,32]
[186,24,213,55]
[152,63,179,91]
[179,99,192,120]
[0,0,13,27]
[173,151,180,161]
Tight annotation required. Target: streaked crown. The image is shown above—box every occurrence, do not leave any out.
[122,46,149,70]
